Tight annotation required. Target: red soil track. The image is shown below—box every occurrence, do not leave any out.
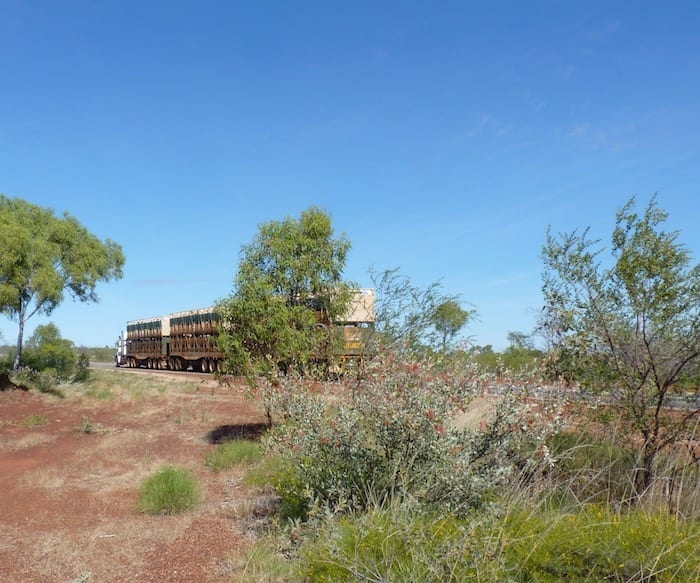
[0,372,267,582]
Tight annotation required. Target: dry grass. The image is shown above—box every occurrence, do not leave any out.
[0,369,267,582]
[1,431,56,451]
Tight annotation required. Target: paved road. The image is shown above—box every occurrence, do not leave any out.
[90,361,118,370]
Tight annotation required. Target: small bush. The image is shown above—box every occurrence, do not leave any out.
[22,323,78,381]
[205,439,262,472]
[21,413,49,427]
[244,454,308,521]
[76,416,100,434]
[73,354,90,382]
[259,353,547,520]
[11,367,63,395]
[138,465,201,514]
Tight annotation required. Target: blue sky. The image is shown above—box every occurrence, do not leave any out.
[1,1,699,350]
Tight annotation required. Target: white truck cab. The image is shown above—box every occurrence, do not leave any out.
[114,332,127,367]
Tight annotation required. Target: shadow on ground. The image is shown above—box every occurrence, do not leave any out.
[206,422,268,444]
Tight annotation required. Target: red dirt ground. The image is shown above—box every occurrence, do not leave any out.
[0,369,269,582]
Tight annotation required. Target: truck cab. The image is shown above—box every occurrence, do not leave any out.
[114,332,127,367]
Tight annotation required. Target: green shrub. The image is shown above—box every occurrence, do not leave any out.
[259,353,547,520]
[138,465,201,514]
[76,416,100,434]
[297,504,481,582]
[11,366,63,395]
[244,454,309,521]
[205,439,262,471]
[22,323,78,381]
[504,505,700,582]
[73,354,90,382]
[293,502,700,582]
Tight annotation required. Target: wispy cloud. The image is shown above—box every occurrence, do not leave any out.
[568,122,590,137]
[554,65,576,80]
[585,19,620,43]
[466,113,492,137]
[496,124,513,136]
[582,19,621,55]
[520,89,548,112]
[466,113,514,138]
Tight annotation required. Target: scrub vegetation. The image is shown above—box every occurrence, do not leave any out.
[230,199,698,582]
[1,199,697,581]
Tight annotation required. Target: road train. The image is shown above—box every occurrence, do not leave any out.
[115,289,376,372]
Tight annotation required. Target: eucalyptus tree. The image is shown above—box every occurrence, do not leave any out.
[432,299,474,352]
[217,206,351,377]
[541,195,700,493]
[369,267,471,358]
[0,195,125,371]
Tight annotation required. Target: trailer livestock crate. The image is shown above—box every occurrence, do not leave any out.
[115,289,375,373]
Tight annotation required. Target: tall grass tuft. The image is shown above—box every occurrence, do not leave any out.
[502,504,700,582]
[138,465,201,514]
[291,485,700,582]
[205,439,262,472]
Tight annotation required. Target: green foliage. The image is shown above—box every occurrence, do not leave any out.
[540,428,700,518]
[0,195,124,371]
[138,465,201,515]
[431,299,474,352]
[205,439,262,471]
[0,349,13,374]
[299,503,485,582]
[73,354,90,382]
[245,453,311,521]
[76,416,98,434]
[218,207,351,377]
[541,195,700,492]
[236,542,300,582]
[259,354,532,520]
[369,267,471,357]
[539,431,637,507]
[288,500,700,582]
[244,422,700,581]
[21,323,78,381]
[504,505,700,582]
[81,385,115,400]
[500,345,544,377]
[10,366,65,395]
[507,330,534,349]
[77,346,115,363]
[462,343,544,381]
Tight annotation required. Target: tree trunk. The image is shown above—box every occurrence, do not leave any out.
[12,307,26,372]
[635,442,657,496]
